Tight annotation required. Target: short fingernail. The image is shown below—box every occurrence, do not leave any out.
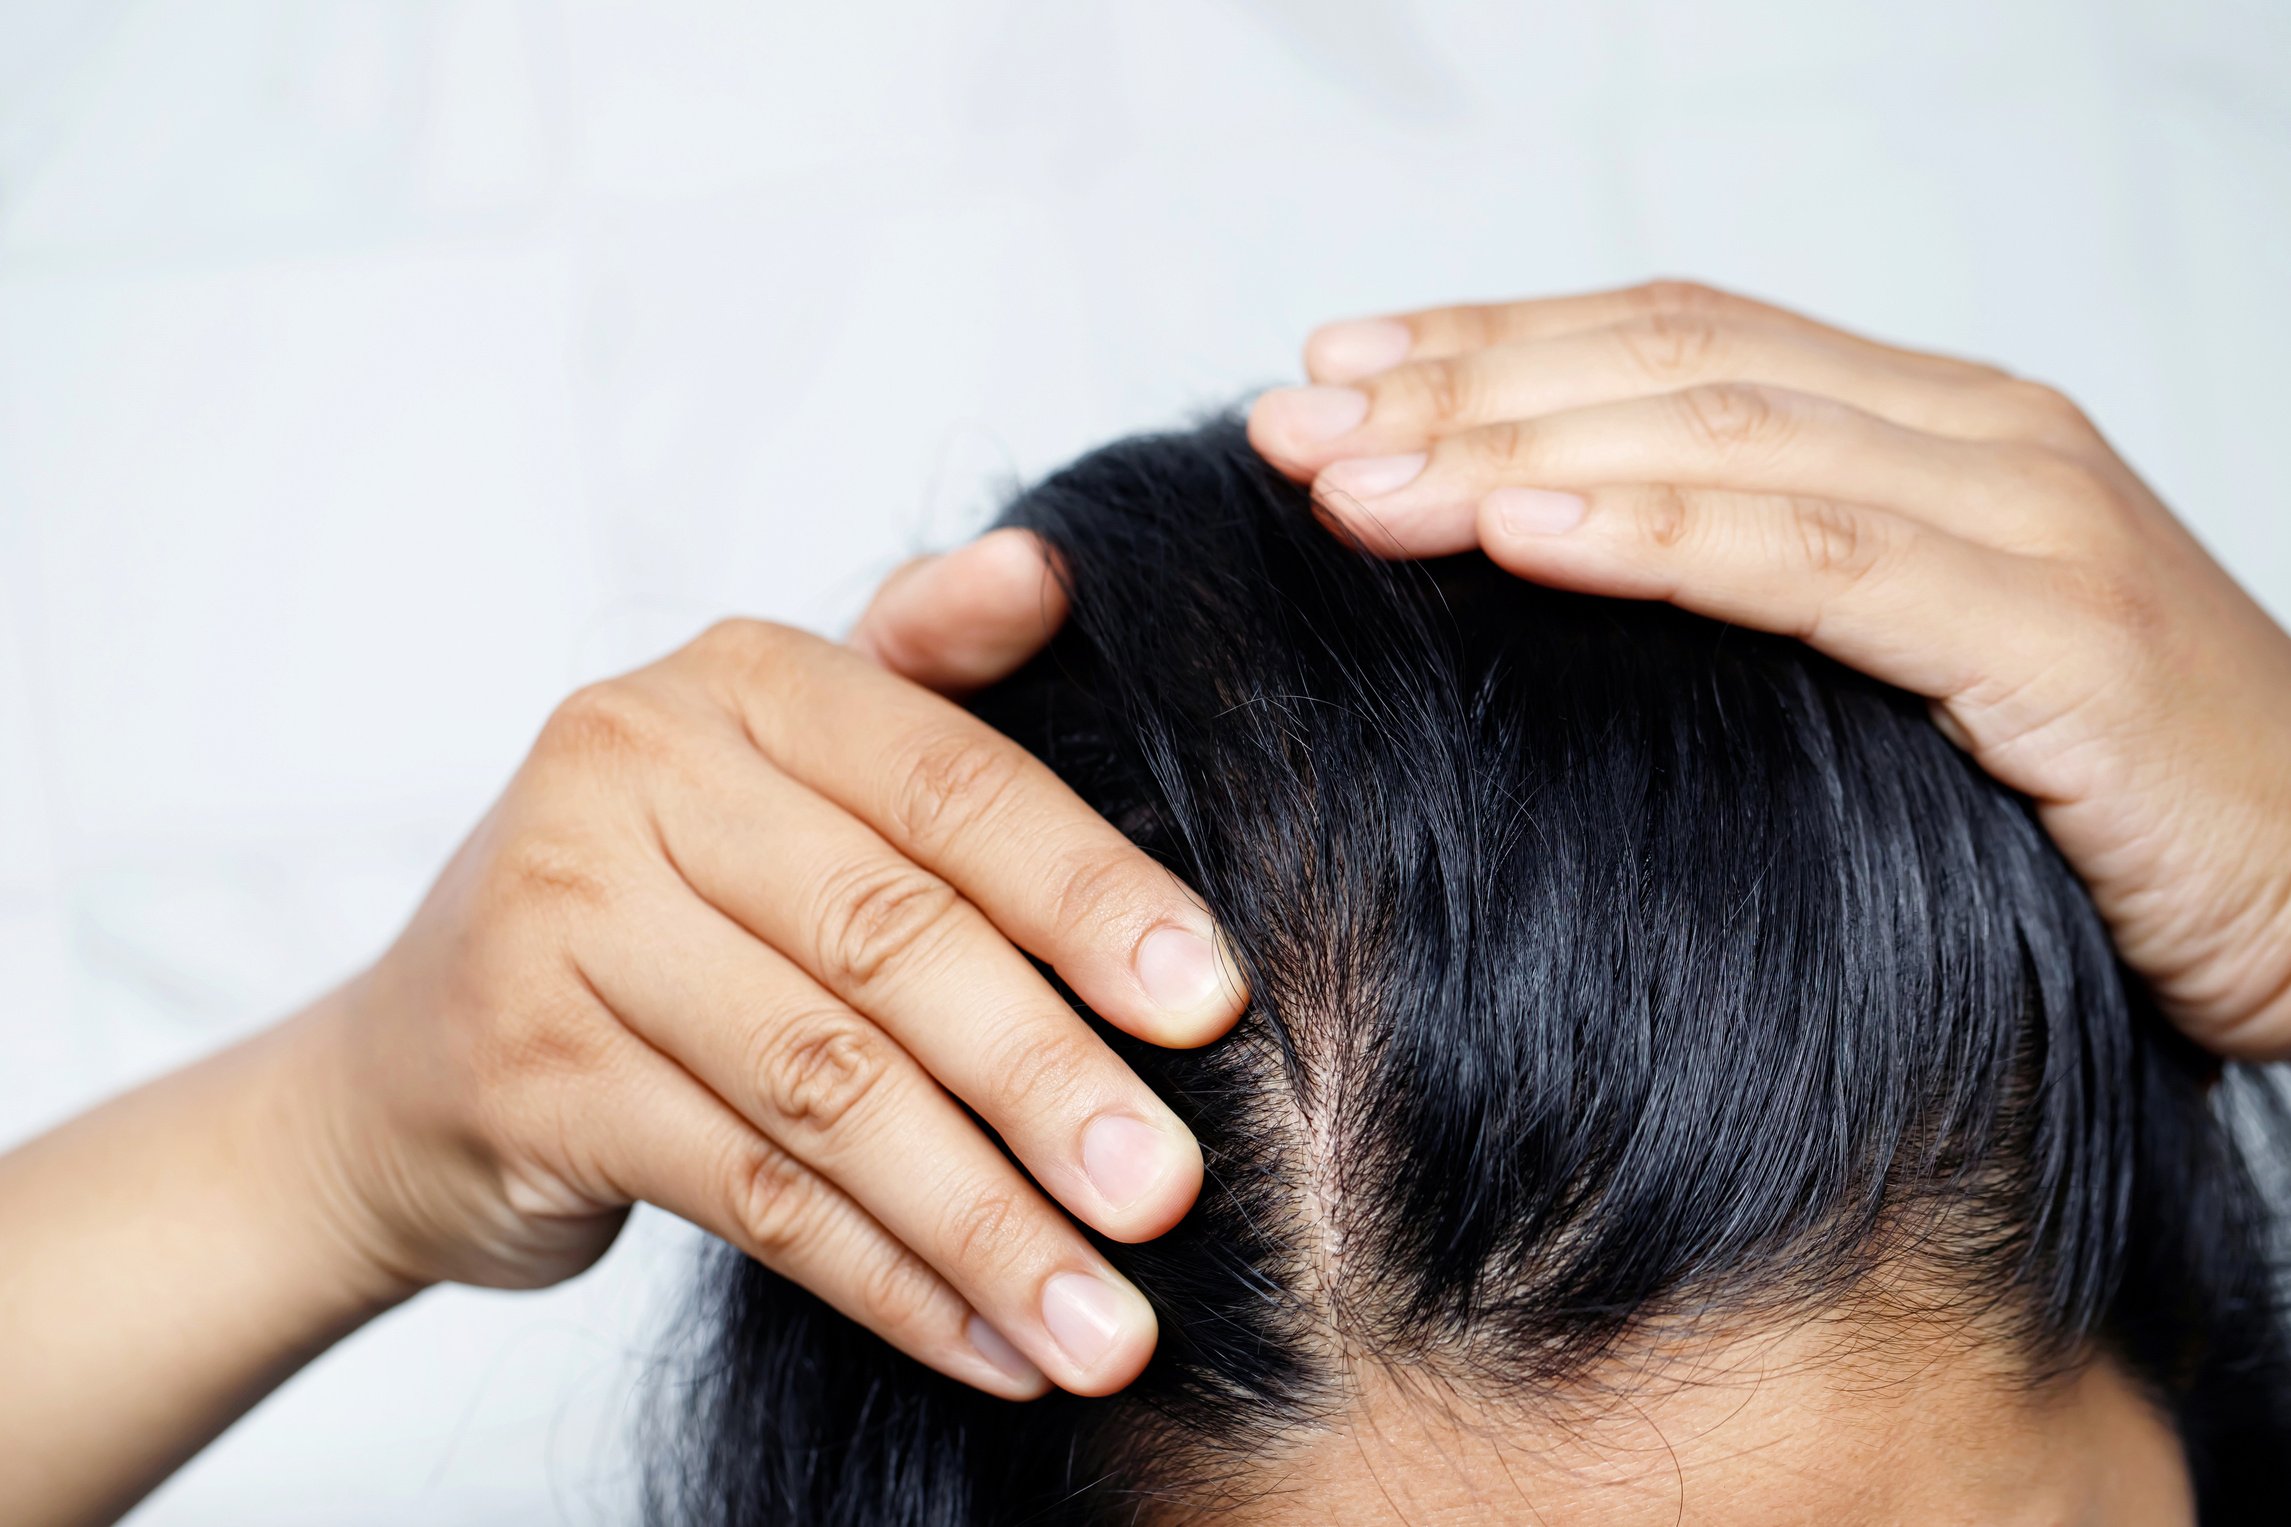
[967,1314,1045,1386]
[1257,385,1370,446]
[1488,487,1587,536]
[1081,1112,1179,1212]
[1135,923,1229,1017]
[1317,452,1427,501]
[1041,1271,1134,1371]
[1306,319,1413,381]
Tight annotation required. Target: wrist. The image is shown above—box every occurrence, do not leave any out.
[257,988,440,1312]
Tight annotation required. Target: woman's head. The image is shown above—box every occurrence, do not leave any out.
[653,418,2289,1524]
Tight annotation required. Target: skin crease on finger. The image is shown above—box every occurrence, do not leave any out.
[1232,282,2291,1062]
[1186,1318,2192,1527]
[33,274,2291,1527]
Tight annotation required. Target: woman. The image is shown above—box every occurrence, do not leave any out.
[4,284,2289,1525]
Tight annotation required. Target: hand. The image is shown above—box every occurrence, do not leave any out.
[1247,280,2291,1060]
[312,529,1245,1399]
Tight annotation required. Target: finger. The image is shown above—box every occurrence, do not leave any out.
[1257,317,2077,479]
[582,888,1159,1395]
[1302,278,1994,385]
[1306,384,2045,558]
[574,1032,1053,1399]
[847,529,1070,697]
[648,736,1203,1243]
[680,622,1250,1048]
[1468,482,2052,704]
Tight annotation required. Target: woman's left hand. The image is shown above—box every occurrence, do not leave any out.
[1245,281,2291,1061]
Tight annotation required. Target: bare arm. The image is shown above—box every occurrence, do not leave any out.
[0,533,1244,1527]
[0,999,413,1527]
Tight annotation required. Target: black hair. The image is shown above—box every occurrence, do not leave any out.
[650,417,2291,1524]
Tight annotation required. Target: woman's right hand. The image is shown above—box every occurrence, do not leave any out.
[307,530,1244,1400]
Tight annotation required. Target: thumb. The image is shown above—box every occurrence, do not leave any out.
[846,528,1069,696]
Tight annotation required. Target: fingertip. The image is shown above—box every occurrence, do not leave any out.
[1246,393,1318,481]
[1248,386,1376,482]
[964,1314,1054,1400]
[1080,1108,1205,1243]
[1040,1270,1159,1396]
[1304,317,1414,383]
[1314,476,1481,562]
[958,525,1058,586]
[1253,385,1370,465]
[1129,921,1250,1049]
[1471,488,1653,602]
[853,529,1068,695]
[964,528,1071,633]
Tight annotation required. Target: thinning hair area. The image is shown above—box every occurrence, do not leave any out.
[648,418,2291,1526]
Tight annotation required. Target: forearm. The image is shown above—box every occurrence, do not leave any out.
[0,995,423,1527]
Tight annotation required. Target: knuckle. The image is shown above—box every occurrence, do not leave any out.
[939,1183,1029,1271]
[496,833,616,914]
[1614,310,1726,382]
[1677,381,1794,457]
[2005,443,2117,517]
[1398,354,1475,425]
[814,858,964,991]
[982,1028,1099,1121]
[893,730,1025,851]
[687,616,785,669]
[1472,419,1537,473]
[732,1145,821,1258]
[1994,377,2097,446]
[1636,483,1695,550]
[1446,302,1503,349]
[1043,848,1144,946]
[540,681,674,768]
[1634,278,1733,319]
[677,617,810,708]
[856,1248,947,1337]
[2057,560,2167,644]
[1785,497,1886,582]
[485,986,619,1085]
[750,1009,894,1135]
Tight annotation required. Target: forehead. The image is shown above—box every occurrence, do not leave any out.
[1203,1329,2192,1526]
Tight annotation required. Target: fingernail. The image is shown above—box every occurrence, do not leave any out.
[1307,319,1413,381]
[1135,923,1224,1015]
[1317,452,1427,501]
[1257,385,1369,446]
[1488,487,1588,536]
[1041,1271,1129,1371]
[966,1313,1045,1386]
[1081,1112,1177,1212]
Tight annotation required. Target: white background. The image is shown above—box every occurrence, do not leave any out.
[3,1,2288,1521]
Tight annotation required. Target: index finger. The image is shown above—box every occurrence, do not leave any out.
[1305,279,1994,385]
[691,620,1248,1049]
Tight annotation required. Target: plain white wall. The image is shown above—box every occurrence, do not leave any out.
[3,1,2287,1520]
